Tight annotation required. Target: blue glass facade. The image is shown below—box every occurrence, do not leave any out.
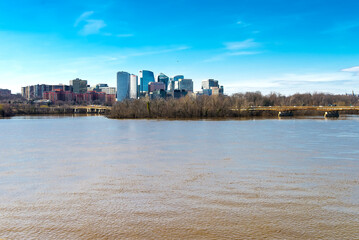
[173,75,184,82]
[117,71,130,101]
[156,73,169,90]
[139,70,155,93]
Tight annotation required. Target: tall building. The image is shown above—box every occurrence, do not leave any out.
[178,79,193,92]
[156,73,169,90]
[70,78,87,93]
[168,75,184,92]
[139,70,155,94]
[130,74,138,99]
[202,79,219,90]
[173,75,184,82]
[117,71,131,101]
[201,79,224,96]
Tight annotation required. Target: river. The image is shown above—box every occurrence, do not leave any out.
[0,116,358,239]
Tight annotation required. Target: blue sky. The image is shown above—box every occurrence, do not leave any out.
[1,0,359,94]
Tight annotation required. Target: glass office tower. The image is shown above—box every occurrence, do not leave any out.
[117,71,130,101]
[156,73,169,90]
[139,70,155,94]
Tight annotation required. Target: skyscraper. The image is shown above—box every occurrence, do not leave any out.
[155,73,169,90]
[201,79,219,90]
[139,70,155,94]
[168,75,184,92]
[117,71,130,101]
[130,74,138,99]
[179,79,193,92]
[173,75,184,82]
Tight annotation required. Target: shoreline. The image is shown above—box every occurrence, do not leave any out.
[2,104,359,119]
[3,113,359,121]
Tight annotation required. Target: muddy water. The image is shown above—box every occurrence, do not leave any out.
[0,116,358,239]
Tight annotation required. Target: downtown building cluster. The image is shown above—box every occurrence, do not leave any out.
[19,71,224,104]
[117,70,224,101]
[21,78,116,105]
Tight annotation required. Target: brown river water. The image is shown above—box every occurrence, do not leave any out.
[0,116,358,239]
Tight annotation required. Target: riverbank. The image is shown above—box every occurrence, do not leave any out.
[0,104,111,117]
[2,104,359,119]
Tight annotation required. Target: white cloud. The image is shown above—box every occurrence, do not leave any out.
[342,66,359,73]
[204,39,261,62]
[224,72,359,95]
[74,11,106,36]
[236,20,251,27]
[79,20,106,36]
[74,11,94,27]
[228,51,261,56]
[225,39,259,50]
[128,46,190,57]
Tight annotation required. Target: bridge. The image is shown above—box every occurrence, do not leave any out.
[236,106,359,117]
[72,105,111,114]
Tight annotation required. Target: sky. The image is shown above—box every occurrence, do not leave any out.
[1,0,359,95]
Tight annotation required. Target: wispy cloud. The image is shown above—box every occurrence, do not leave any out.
[225,72,359,95]
[128,46,190,57]
[75,11,107,36]
[236,20,251,27]
[74,11,94,27]
[79,20,106,36]
[204,39,261,62]
[342,66,359,74]
[228,51,261,56]
[225,39,259,50]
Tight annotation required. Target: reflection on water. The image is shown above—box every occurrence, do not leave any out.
[0,116,359,239]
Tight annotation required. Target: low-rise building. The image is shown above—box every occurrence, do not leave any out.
[148,82,166,92]
[105,94,116,104]
[0,89,11,96]
[149,89,166,100]
[100,87,116,95]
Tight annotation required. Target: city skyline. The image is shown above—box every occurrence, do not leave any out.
[1,0,359,95]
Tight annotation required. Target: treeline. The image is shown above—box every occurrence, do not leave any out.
[110,95,238,119]
[0,104,79,117]
[110,92,359,119]
[0,94,25,103]
[0,104,13,117]
[233,92,359,107]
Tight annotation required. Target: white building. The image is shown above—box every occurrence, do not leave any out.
[130,74,138,99]
[100,87,116,95]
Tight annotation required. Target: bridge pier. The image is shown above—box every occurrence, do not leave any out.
[71,106,110,114]
[324,111,339,118]
[278,111,293,117]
